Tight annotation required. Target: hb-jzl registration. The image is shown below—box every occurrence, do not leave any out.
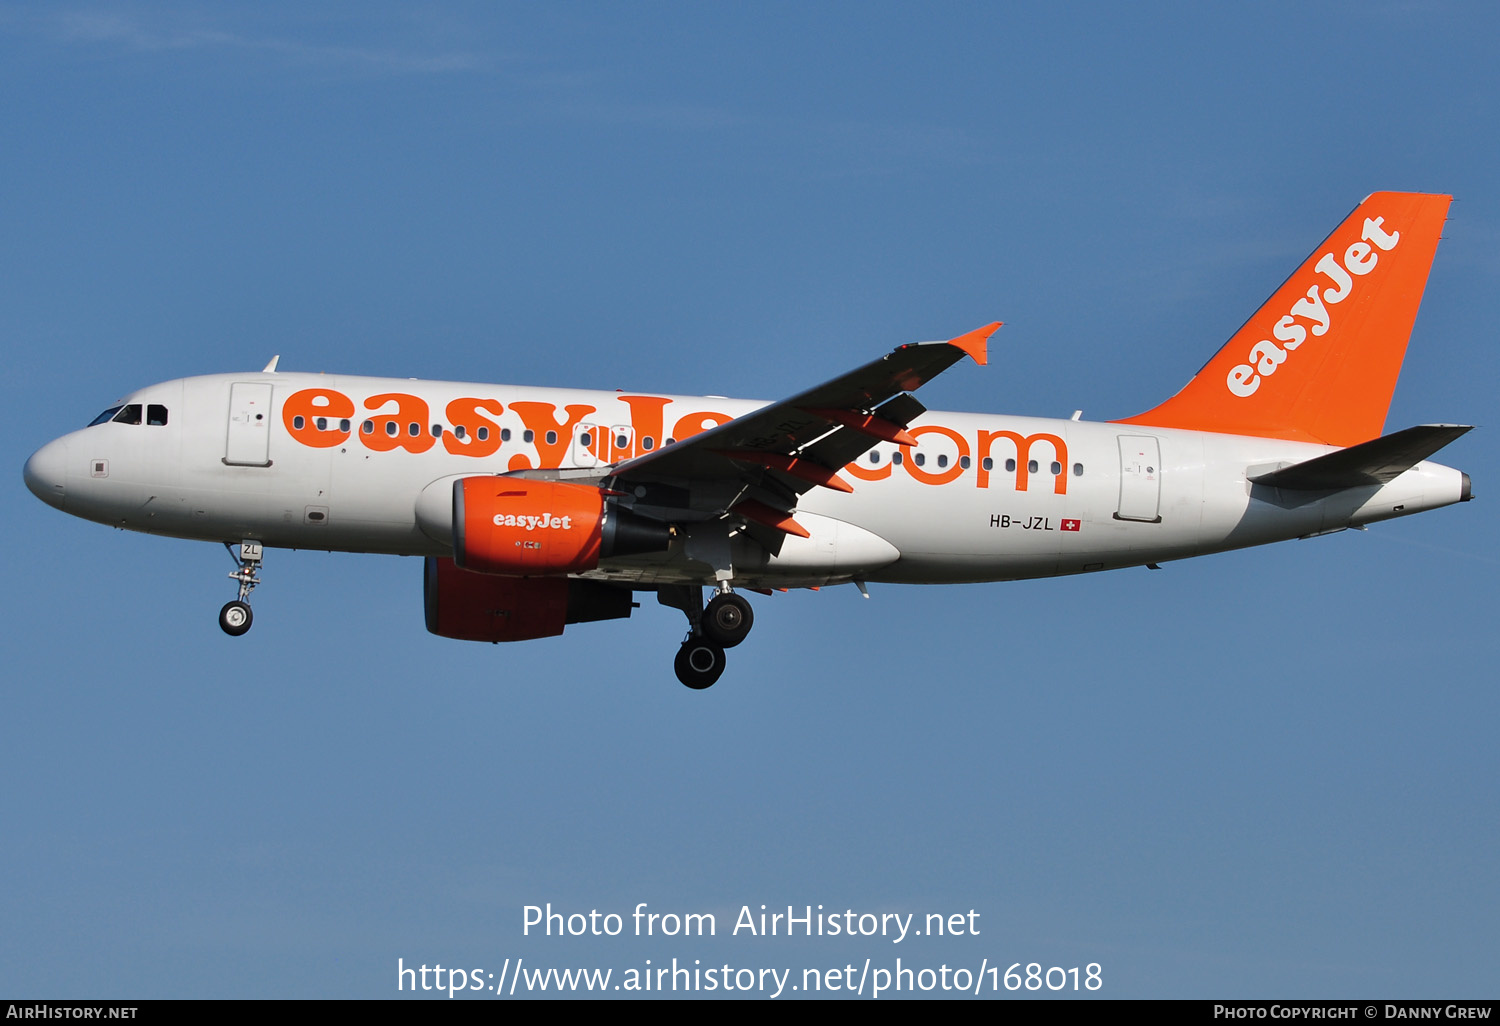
[24,193,1473,688]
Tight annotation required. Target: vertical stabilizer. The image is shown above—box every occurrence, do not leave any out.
[1116,192,1450,447]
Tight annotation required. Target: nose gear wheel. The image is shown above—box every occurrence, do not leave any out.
[219,600,253,636]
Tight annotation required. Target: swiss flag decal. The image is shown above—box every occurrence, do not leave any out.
[1061,519,1081,532]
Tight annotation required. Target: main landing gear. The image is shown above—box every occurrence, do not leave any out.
[219,540,263,637]
[661,586,756,689]
[674,636,726,690]
[702,592,753,648]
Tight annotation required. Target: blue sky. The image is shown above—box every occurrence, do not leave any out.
[3,2,1496,999]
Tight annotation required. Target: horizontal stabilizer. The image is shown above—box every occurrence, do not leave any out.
[1249,424,1472,491]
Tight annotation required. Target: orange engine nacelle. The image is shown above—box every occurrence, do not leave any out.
[424,557,634,642]
[454,478,606,575]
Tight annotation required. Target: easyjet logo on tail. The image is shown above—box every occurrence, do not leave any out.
[1226,216,1401,398]
[1116,191,1447,446]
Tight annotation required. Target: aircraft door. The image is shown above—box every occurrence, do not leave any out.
[225,382,274,467]
[1115,435,1161,523]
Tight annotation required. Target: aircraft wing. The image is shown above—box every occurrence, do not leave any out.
[600,323,998,537]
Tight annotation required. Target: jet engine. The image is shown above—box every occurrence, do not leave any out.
[424,556,636,642]
[451,477,672,575]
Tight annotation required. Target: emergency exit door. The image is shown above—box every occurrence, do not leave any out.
[225,382,273,467]
[1115,435,1161,523]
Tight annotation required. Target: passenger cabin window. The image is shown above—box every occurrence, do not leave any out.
[147,404,168,426]
[477,426,490,441]
[88,406,124,427]
[523,430,534,443]
[545,430,558,445]
[642,436,655,451]
[1073,463,1084,477]
[112,404,142,425]
[580,432,593,447]
[501,428,512,442]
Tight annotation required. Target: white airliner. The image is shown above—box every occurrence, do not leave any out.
[24,192,1473,688]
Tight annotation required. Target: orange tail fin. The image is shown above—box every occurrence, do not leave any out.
[1116,192,1450,447]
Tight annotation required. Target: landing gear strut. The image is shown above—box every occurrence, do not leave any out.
[220,540,262,637]
[659,584,754,689]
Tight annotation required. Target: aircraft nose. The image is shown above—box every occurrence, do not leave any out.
[23,438,69,509]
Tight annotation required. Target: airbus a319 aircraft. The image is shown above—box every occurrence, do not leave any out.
[24,192,1473,688]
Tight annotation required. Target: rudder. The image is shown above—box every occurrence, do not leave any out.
[1116,192,1451,447]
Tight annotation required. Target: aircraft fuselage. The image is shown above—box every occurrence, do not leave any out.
[24,371,1468,591]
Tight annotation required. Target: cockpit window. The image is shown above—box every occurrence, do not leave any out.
[88,406,124,427]
[111,404,143,425]
[147,404,168,426]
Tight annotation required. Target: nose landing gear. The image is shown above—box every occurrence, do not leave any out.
[220,540,263,637]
